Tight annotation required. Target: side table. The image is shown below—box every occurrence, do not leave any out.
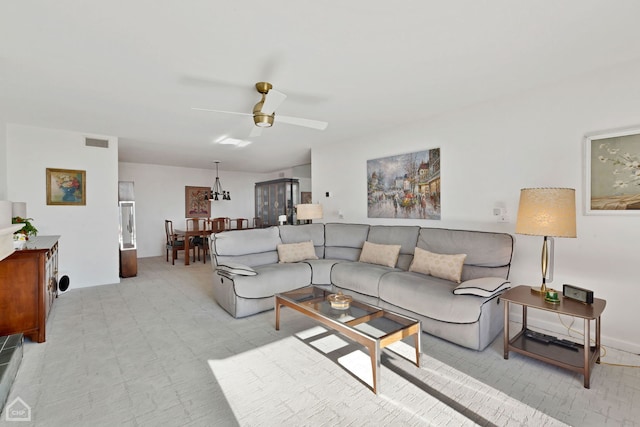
[502,285,606,388]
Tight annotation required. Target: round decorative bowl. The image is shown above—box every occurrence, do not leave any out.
[327,291,352,310]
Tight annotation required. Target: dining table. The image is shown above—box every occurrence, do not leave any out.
[176,218,252,265]
[174,228,215,266]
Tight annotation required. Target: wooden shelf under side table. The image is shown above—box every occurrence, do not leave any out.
[502,285,606,388]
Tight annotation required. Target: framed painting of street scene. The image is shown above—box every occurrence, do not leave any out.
[585,127,640,215]
[367,148,441,219]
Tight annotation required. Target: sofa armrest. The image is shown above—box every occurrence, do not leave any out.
[216,261,257,276]
[453,277,510,297]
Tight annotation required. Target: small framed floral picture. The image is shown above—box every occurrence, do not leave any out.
[585,127,640,215]
[46,168,86,206]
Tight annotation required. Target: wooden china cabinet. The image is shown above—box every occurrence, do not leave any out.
[254,178,300,226]
[0,235,59,343]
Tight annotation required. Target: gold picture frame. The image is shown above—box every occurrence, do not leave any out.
[46,168,86,206]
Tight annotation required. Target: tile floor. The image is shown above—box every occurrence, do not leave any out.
[0,256,638,426]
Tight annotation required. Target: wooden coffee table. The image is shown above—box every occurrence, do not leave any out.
[275,286,421,394]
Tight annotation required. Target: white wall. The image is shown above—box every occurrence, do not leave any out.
[6,124,120,288]
[118,162,269,258]
[313,59,640,353]
[293,164,312,196]
[0,122,7,200]
[262,164,313,199]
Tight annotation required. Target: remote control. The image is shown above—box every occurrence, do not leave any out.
[552,338,580,351]
[524,329,554,344]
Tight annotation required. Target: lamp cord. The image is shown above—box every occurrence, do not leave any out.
[557,314,640,369]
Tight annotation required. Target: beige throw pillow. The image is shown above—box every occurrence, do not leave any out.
[358,241,401,268]
[277,241,318,263]
[409,247,467,283]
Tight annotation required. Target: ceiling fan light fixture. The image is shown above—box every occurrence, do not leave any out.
[193,81,328,136]
[255,82,272,94]
[253,113,274,127]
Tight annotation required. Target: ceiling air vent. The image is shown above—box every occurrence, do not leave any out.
[85,138,109,148]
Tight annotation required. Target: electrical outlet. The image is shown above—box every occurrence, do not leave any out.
[493,206,508,223]
[497,214,509,223]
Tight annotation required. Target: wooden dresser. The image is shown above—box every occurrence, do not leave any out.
[0,235,59,343]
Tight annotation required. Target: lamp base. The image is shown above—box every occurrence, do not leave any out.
[530,285,547,295]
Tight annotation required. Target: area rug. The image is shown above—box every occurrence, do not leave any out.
[208,325,568,426]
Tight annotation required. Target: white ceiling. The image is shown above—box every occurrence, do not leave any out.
[3,1,640,173]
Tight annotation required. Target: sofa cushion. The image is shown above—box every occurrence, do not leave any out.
[277,241,318,263]
[214,226,281,256]
[367,225,420,270]
[303,259,347,285]
[215,252,278,269]
[229,263,312,299]
[417,228,513,281]
[378,271,489,324]
[324,223,370,261]
[331,261,394,296]
[279,223,325,258]
[454,277,510,297]
[409,247,467,283]
[358,241,401,268]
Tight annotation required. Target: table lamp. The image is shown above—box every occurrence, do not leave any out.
[296,204,323,224]
[515,188,576,294]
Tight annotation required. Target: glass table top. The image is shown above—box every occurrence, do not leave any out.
[277,286,419,339]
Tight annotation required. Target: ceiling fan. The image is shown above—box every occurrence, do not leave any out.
[192,82,328,137]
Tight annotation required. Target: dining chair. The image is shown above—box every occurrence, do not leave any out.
[211,218,226,233]
[186,218,203,231]
[252,217,263,228]
[187,218,208,263]
[214,217,230,231]
[165,219,192,265]
[197,219,220,263]
[234,218,248,229]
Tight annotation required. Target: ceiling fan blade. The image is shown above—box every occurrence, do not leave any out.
[261,89,287,115]
[276,115,328,130]
[191,107,252,116]
[249,126,263,138]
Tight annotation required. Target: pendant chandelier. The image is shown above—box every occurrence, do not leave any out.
[211,161,230,201]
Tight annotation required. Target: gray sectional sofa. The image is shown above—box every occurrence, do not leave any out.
[209,223,514,351]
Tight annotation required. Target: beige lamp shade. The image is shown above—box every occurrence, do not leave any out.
[296,204,323,220]
[515,188,577,238]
